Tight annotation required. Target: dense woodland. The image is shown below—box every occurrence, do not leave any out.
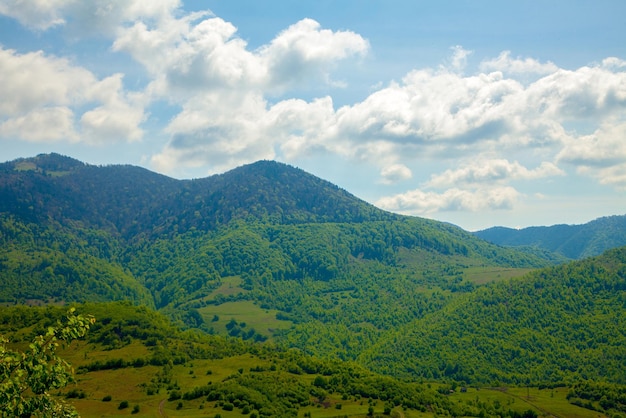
[474,215,626,259]
[1,154,626,417]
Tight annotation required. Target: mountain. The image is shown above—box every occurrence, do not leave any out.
[474,215,626,259]
[0,153,394,238]
[0,153,554,358]
[2,153,626,401]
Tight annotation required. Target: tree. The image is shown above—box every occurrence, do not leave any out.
[0,308,95,417]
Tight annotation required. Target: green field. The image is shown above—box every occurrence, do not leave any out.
[463,266,535,284]
[449,386,608,418]
[198,300,293,338]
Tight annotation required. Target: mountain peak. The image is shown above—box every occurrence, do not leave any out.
[5,153,85,175]
[0,156,396,236]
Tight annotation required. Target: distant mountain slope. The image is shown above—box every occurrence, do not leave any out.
[474,215,626,259]
[360,245,626,384]
[0,154,395,238]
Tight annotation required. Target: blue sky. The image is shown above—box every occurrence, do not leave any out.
[1,1,625,230]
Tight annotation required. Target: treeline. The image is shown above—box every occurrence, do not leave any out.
[567,381,626,416]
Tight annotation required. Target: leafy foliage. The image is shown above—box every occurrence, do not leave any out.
[0,308,94,417]
[567,381,626,415]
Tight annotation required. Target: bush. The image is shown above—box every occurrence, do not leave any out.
[102,395,112,402]
[66,389,86,399]
[131,404,140,414]
[118,400,129,410]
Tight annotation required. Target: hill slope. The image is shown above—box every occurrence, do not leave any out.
[474,215,626,259]
[3,302,595,418]
[360,245,626,384]
[0,153,558,360]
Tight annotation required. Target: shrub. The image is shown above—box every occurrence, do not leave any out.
[102,395,112,402]
[118,400,129,410]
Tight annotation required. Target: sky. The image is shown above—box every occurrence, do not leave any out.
[1,1,625,231]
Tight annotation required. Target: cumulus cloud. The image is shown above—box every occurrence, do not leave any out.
[0,47,144,143]
[0,107,77,142]
[557,122,626,188]
[480,51,559,75]
[113,15,367,101]
[260,18,369,91]
[380,164,413,184]
[0,0,76,30]
[375,186,521,215]
[426,159,564,188]
[448,45,472,73]
[0,49,94,116]
[0,0,180,33]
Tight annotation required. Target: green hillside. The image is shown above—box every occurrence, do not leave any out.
[0,154,554,361]
[1,302,615,418]
[360,246,626,385]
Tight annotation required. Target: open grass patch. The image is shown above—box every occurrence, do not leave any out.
[198,300,293,339]
[208,276,246,298]
[463,267,535,284]
[450,386,604,418]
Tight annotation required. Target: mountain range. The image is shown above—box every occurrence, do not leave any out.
[474,215,626,259]
[1,153,625,390]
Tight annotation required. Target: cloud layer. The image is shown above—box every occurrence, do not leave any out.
[1,1,625,218]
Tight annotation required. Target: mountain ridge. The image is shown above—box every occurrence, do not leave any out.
[0,154,397,238]
[474,215,626,259]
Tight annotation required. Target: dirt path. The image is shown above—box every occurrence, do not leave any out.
[159,399,167,417]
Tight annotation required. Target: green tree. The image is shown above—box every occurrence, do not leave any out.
[0,308,94,417]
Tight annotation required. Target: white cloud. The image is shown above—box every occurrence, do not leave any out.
[426,159,564,188]
[0,0,180,33]
[375,186,520,215]
[447,45,472,73]
[152,91,276,173]
[0,48,95,116]
[0,47,144,143]
[259,18,369,91]
[0,0,76,30]
[114,15,367,103]
[380,164,412,184]
[557,121,626,188]
[480,51,559,75]
[127,14,368,172]
[0,107,77,142]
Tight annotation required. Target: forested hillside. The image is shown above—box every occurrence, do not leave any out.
[474,215,626,259]
[0,154,557,361]
[4,302,593,418]
[2,153,626,404]
[360,246,626,385]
